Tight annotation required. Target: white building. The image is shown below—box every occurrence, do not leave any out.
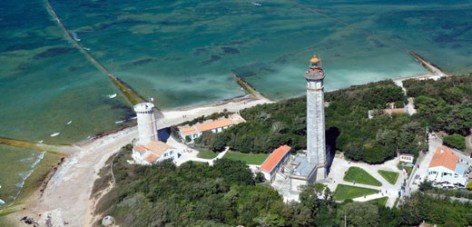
[399,154,414,164]
[132,140,181,165]
[134,102,158,144]
[132,102,182,165]
[367,100,416,119]
[260,145,292,181]
[427,146,467,187]
[178,114,245,141]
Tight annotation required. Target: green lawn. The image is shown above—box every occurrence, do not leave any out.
[378,170,400,185]
[197,149,219,159]
[369,197,388,206]
[333,184,379,201]
[397,163,413,176]
[343,167,382,186]
[223,151,269,165]
[403,166,413,175]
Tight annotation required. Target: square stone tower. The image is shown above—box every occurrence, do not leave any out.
[305,55,327,180]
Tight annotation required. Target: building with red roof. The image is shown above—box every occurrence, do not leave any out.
[178,113,245,141]
[132,140,182,165]
[260,145,292,181]
[427,146,467,187]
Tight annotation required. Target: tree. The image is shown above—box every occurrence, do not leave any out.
[255,172,265,183]
[337,202,379,227]
[443,134,466,150]
[254,213,285,227]
[211,134,228,152]
[213,159,254,185]
[299,184,327,211]
[419,180,433,192]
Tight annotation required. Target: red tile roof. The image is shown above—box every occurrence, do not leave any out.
[260,145,291,173]
[144,153,159,163]
[179,114,245,136]
[178,126,198,136]
[134,145,146,154]
[133,141,174,164]
[429,146,458,171]
[196,118,233,132]
[145,141,171,155]
[384,108,405,115]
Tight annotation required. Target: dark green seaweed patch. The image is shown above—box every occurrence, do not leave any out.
[193,47,209,56]
[122,58,157,68]
[33,47,72,59]
[200,54,221,65]
[232,62,275,78]
[96,18,145,30]
[220,46,240,55]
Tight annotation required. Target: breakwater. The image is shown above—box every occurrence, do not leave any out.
[409,51,450,77]
[44,0,144,105]
[231,73,270,101]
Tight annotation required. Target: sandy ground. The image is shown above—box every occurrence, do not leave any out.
[6,97,270,227]
[9,127,138,227]
[159,96,271,128]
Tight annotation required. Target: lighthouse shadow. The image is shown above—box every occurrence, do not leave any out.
[158,128,171,142]
[325,126,340,174]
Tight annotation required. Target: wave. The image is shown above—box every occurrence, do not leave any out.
[13,152,45,200]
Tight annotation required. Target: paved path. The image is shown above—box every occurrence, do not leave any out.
[326,156,407,207]
[405,133,442,196]
[169,137,228,166]
[353,193,385,202]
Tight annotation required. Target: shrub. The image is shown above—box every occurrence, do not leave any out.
[419,180,433,192]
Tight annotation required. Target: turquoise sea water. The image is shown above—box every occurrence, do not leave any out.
[0,0,471,203]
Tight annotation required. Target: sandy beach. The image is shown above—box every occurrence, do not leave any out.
[4,96,271,227]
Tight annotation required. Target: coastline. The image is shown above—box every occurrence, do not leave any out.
[0,70,448,226]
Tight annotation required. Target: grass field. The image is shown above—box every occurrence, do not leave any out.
[333,184,379,201]
[369,196,388,206]
[378,170,399,185]
[343,167,382,186]
[223,151,268,165]
[197,149,219,159]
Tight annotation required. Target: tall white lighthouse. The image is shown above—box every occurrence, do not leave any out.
[305,55,327,180]
[134,102,158,144]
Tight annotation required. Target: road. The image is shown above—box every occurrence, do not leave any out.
[404,133,442,197]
